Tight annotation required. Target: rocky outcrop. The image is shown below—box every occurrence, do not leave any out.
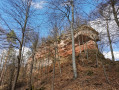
[28,25,99,66]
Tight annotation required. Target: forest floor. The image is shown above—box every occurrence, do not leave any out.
[17,53,119,90]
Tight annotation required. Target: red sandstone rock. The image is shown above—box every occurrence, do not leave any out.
[28,25,99,63]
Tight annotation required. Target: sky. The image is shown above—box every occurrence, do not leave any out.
[0,0,118,61]
[0,0,100,37]
[90,17,119,60]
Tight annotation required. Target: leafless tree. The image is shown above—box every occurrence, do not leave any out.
[28,31,39,90]
[48,0,77,79]
[98,3,115,61]
[0,0,35,89]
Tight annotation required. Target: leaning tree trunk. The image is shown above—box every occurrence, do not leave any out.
[106,20,115,61]
[101,59,110,84]
[12,2,31,89]
[12,46,22,90]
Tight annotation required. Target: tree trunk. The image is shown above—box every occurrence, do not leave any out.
[0,54,3,71]
[106,20,115,61]
[12,55,21,90]
[8,63,15,90]
[85,36,88,60]
[78,36,81,53]
[71,0,77,79]
[52,43,57,90]
[0,50,10,85]
[12,1,31,89]
[28,53,35,90]
[56,41,61,75]
[101,59,110,84]
[52,59,55,90]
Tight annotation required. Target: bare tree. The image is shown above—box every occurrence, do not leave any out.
[28,32,39,90]
[0,29,17,89]
[110,0,119,27]
[0,0,34,89]
[106,20,115,61]
[98,4,115,61]
[47,22,62,90]
[48,0,77,79]
[98,0,119,28]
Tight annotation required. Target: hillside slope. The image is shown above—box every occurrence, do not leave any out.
[18,52,119,90]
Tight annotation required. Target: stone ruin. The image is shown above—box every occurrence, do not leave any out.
[27,25,99,67]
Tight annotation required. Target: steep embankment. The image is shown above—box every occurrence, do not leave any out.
[25,51,119,90]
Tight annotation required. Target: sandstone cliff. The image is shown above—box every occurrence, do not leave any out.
[28,25,100,68]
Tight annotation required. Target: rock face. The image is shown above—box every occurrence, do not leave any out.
[28,25,99,66]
